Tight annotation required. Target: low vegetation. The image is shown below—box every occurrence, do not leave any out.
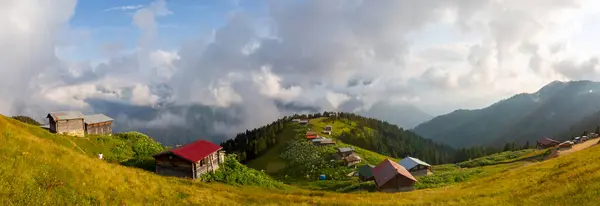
[457,149,538,168]
[201,154,286,189]
[11,115,41,126]
[4,114,600,204]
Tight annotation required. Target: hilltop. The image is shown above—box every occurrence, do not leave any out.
[3,114,600,205]
[414,80,600,148]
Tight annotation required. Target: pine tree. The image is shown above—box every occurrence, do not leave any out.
[523,141,530,149]
[595,126,600,135]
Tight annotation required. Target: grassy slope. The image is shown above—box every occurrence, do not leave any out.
[3,115,600,205]
[248,117,397,174]
[307,117,398,164]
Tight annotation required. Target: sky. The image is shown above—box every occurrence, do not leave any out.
[2,0,600,134]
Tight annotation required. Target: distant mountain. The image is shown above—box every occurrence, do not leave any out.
[561,110,600,139]
[358,102,433,129]
[413,80,600,148]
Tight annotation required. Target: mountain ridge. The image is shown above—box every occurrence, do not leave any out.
[414,80,600,148]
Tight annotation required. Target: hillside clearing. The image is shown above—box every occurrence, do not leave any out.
[3,115,600,205]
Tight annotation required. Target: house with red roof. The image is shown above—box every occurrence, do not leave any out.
[152,140,225,179]
[306,131,318,139]
[372,159,417,192]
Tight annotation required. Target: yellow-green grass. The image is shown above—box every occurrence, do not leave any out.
[3,115,600,205]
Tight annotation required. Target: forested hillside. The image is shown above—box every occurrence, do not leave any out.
[414,80,600,148]
[221,112,513,167]
[333,113,455,164]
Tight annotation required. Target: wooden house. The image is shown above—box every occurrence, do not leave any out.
[311,137,336,146]
[398,156,432,176]
[324,125,333,131]
[298,119,309,125]
[372,159,417,192]
[84,114,113,135]
[336,147,355,159]
[343,154,362,167]
[47,111,85,137]
[358,164,375,181]
[306,131,318,139]
[537,137,560,149]
[152,140,225,179]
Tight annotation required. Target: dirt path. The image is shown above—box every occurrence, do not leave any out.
[546,138,600,159]
[67,138,86,154]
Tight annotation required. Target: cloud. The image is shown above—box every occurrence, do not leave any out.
[102,5,144,12]
[3,0,600,140]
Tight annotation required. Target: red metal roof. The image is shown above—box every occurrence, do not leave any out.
[372,159,417,186]
[306,131,318,139]
[166,140,222,162]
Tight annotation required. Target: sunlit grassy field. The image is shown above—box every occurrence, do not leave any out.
[2,115,600,205]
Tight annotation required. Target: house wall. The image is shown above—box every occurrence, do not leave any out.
[48,117,57,132]
[377,175,415,193]
[55,119,85,137]
[86,122,113,135]
[193,150,221,178]
[155,154,194,178]
[410,169,432,177]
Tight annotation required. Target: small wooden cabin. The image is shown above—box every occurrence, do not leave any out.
[152,140,225,179]
[398,156,432,176]
[337,147,355,159]
[537,137,560,149]
[372,159,417,192]
[84,114,114,135]
[358,164,375,182]
[47,111,85,137]
[343,154,362,167]
[306,131,318,139]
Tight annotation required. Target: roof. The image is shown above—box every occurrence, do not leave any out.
[398,157,431,170]
[153,140,222,162]
[47,111,84,120]
[358,164,374,178]
[537,137,560,145]
[372,159,417,186]
[84,114,114,124]
[344,154,362,162]
[306,131,318,139]
[337,147,354,153]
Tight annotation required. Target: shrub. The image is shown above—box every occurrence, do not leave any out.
[201,154,285,189]
[12,116,41,126]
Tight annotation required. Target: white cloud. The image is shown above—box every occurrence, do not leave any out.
[102,5,144,12]
[4,0,600,133]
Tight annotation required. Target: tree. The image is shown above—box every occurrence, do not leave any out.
[523,141,530,149]
[582,131,589,136]
[595,126,600,135]
[503,143,511,151]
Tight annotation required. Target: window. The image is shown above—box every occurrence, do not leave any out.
[200,159,206,166]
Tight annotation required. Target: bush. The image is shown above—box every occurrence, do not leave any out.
[201,154,285,189]
[457,150,534,168]
[12,116,41,126]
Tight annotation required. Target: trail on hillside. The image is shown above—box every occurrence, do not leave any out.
[67,138,86,154]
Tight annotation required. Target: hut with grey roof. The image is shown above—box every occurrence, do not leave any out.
[84,114,114,135]
[47,111,85,137]
[398,156,432,176]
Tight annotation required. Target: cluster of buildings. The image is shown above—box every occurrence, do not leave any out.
[537,133,599,149]
[357,156,432,192]
[46,111,114,137]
